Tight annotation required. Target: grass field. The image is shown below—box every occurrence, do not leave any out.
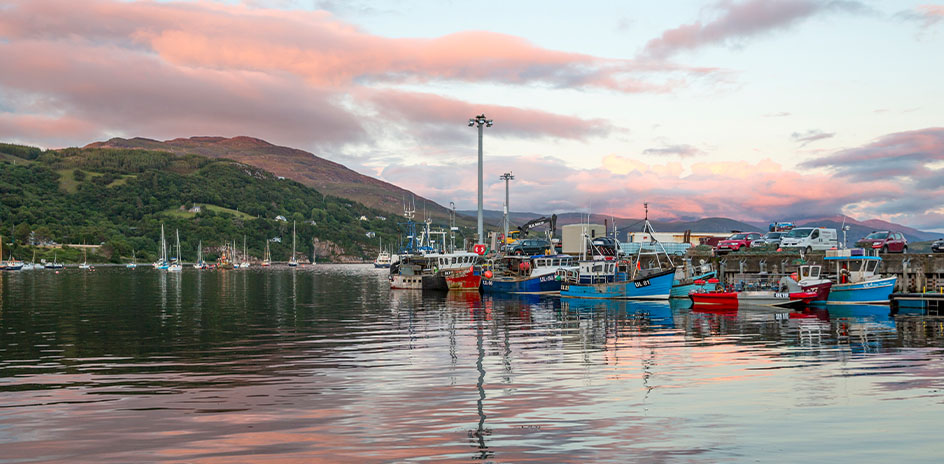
[161,203,256,220]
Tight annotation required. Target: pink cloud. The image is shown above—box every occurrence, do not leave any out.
[373,154,898,225]
[359,89,616,143]
[0,0,711,92]
[642,0,866,58]
[0,0,674,148]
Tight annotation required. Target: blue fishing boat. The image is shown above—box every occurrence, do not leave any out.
[670,260,717,298]
[823,251,896,304]
[481,254,575,294]
[559,203,676,300]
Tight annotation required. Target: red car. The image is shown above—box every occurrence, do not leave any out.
[714,232,763,254]
[856,230,908,253]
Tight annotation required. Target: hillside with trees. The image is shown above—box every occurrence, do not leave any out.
[0,142,443,264]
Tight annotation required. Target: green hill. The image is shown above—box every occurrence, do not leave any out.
[0,142,434,264]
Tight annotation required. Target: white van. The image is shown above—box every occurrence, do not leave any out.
[779,227,838,252]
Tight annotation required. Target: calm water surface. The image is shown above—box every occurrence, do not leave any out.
[1,265,943,463]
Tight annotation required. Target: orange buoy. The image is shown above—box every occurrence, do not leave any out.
[484,270,493,279]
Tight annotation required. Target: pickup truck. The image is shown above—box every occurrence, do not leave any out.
[714,232,763,254]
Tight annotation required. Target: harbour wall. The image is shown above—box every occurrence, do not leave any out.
[684,252,944,293]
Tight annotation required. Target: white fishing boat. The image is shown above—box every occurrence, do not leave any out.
[288,221,298,267]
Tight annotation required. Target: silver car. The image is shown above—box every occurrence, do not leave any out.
[751,231,786,247]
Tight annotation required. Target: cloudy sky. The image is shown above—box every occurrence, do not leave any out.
[1,0,942,229]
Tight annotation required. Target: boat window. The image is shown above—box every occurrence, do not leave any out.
[592,264,602,273]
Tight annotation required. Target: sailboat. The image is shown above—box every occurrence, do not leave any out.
[168,230,182,272]
[262,240,271,267]
[0,235,22,270]
[22,250,40,270]
[126,249,137,269]
[153,224,169,269]
[46,250,64,269]
[238,235,250,268]
[288,221,298,267]
[78,247,91,270]
[193,241,206,269]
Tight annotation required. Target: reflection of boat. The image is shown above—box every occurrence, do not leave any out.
[824,251,895,304]
[562,298,675,327]
[827,304,893,321]
[481,255,575,294]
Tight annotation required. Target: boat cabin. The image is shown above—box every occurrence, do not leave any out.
[824,255,883,284]
[491,254,575,278]
[429,252,482,271]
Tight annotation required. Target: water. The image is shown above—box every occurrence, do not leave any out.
[1,266,943,463]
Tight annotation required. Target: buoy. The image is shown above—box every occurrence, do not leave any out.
[694,279,705,285]
[484,270,493,279]
[707,278,720,284]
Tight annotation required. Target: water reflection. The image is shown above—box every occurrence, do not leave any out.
[1,268,944,462]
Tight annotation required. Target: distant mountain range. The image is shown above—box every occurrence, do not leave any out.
[82,136,940,244]
[463,210,942,244]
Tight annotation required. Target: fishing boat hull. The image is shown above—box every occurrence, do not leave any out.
[560,269,674,300]
[826,276,896,304]
[443,268,481,291]
[802,281,832,302]
[671,271,717,298]
[481,273,560,294]
[692,290,817,308]
[390,273,448,291]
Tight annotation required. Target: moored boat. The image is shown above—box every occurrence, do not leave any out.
[823,250,896,304]
[429,251,483,290]
[481,254,575,294]
[690,289,817,308]
[389,254,448,291]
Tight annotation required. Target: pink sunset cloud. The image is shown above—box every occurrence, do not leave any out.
[373,153,896,224]
[0,0,705,149]
[642,0,867,58]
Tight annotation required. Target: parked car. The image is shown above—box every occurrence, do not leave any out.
[855,230,907,253]
[507,238,552,255]
[715,232,763,254]
[932,238,944,253]
[751,231,786,248]
[780,227,839,253]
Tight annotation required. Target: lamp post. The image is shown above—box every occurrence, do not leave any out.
[499,172,513,250]
[468,114,493,245]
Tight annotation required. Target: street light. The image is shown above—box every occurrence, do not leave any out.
[469,114,493,245]
[499,172,514,250]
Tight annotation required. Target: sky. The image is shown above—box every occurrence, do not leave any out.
[0,0,943,230]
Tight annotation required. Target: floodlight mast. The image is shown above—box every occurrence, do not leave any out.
[468,114,493,245]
